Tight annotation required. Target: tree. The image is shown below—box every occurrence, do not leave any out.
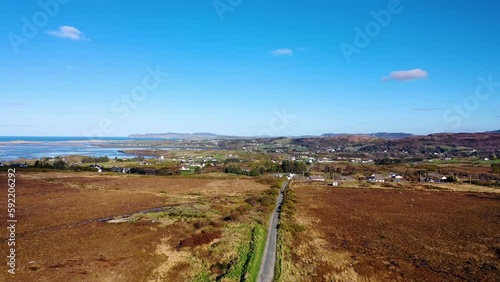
[323,166,332,179]
[281,160,307,174]
[259,167,266,175]
[444,176,458,183]
[225,166,243,175]
[53,160,66,170]
[249,168,261,177]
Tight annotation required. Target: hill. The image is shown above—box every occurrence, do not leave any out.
[321,132,413,139]
[128,132,242,140]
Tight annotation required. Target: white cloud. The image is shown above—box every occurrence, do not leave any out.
[271,48,293,56]
[382,68,428,82]
[47,26,85,40]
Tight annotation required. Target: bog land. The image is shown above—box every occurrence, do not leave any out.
[277,181,500,282]
[0,172,282,281]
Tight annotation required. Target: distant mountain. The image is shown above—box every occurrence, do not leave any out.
[128,132,242,140]
[294,132,500,151]
[130,130,496,141]
[321,132,414,139]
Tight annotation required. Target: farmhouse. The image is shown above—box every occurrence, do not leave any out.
[393,175,404,182]
[368,174,385,183]
[89,164,102,172]
[309,175,325,182]
[421,174,448,183]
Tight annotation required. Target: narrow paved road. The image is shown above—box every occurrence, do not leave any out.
[258,181,287,282]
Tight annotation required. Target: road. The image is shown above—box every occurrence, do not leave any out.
[257,181,287,282]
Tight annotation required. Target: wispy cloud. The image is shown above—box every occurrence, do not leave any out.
[495,115,500,118]
[47,26,85,40]
[382,68,428,82]
[0,124,38,128]
[414,108,443,111]
[271,48,293,56]
[1,102,25,108]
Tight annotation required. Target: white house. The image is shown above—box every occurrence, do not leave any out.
[368,174,385,183]
[309,175,325,182]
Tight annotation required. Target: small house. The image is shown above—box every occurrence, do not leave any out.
[393,175,404,182]
[368,174,385,183]
[309,175,325,182]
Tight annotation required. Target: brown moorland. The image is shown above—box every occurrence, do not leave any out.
[279,183,500,282]
[0,171,272,281]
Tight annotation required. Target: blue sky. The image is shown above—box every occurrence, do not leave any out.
[1,0,499,137]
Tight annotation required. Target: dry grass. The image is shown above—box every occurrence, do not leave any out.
[279,184,500,282]
[0,171,271,281]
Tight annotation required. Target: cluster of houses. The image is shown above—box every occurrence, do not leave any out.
[89,164,103,172]
[307,172,457,186]
[351,158,374,164]
[1,162,28,168]
[308,172,406,186]
[419,173,449,183]
[91,164,131,174]
[273,173,296,180]
[290,156,316,164]
[111,167,131,173]
[179,164,204,171]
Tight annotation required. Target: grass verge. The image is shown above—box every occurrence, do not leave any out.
[245,225,267,282]
[274,183,300,282]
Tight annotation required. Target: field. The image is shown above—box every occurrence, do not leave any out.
[0,171,279,281]
[278,182,500,282]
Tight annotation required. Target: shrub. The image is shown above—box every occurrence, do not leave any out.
[245,196,260,206]
[193,219,210,229]
[260,195,274,207]
[179,230,222,248]
[492,163,500,174]
[235,204,252,214]
[209,220,223,228]
[223,211,240,222]
[444,176,458,183]
[249,168,261,176]
[224,158,240,164]
[53,160,66,170]
[280,222,305,233]
[82,156,109,163]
